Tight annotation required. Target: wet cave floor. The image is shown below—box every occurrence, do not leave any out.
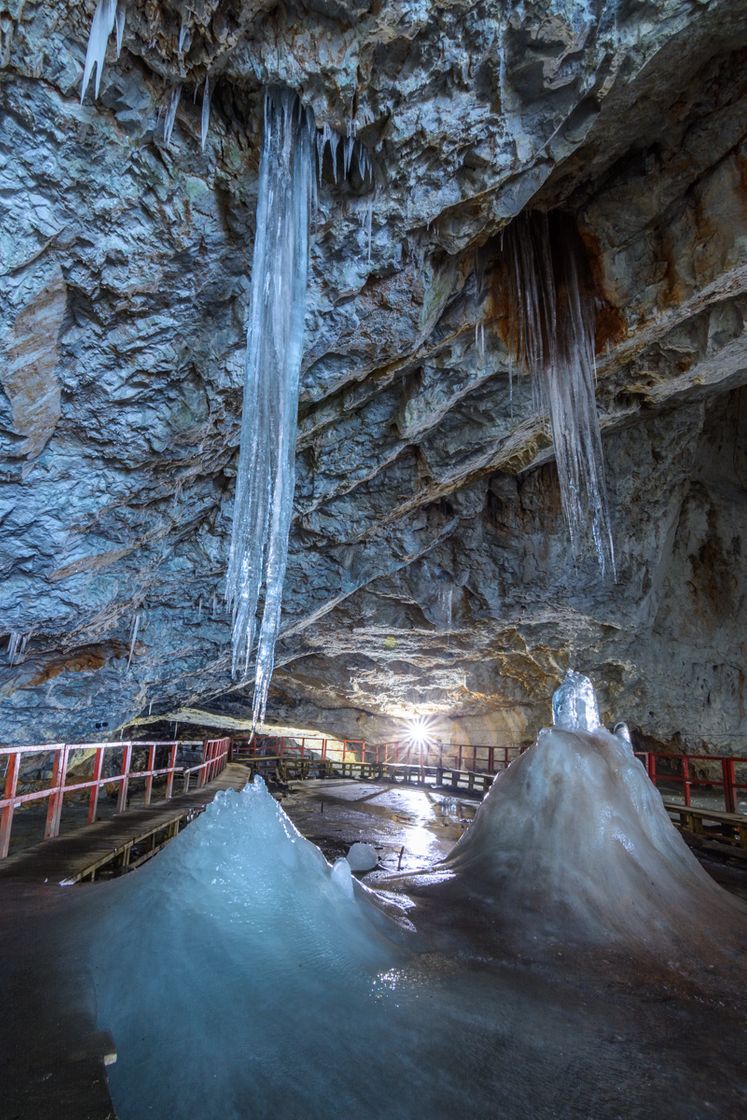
[280,777,747,900]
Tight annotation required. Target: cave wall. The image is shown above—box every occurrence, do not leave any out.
[1,0,746,750]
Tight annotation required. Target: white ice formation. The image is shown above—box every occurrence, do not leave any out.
[81,0,118,102]
[551,667,601,732]
[405,725,746,953]
[200,76,211,151]
[6,631,29,666]
[84,777,406,1120]
[226,89,315,724]
[163,86,181,147]
[125,612,140,671]
[114,2,126,57]
[346,841,379,871]
[502,212,615,578]
[613,720,634,747]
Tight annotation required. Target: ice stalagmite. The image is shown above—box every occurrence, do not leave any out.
[81,0,118,102]
[502,212,615,577]
[552,667,601,731]
[399,676,746,956]
[226,90,314,724]
[82,778,406,1120]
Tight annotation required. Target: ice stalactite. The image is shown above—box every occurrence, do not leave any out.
[126,612,140,672]
[501,211,615,577]
[474,319,486,372]
[163,86,181,147]
[114,2,126,57]
[81,0,118,102]
[226,89,315,725]
[6,632,29,666]
[317,122,376,260]
[200,77,211,151]
[177,20,190,55]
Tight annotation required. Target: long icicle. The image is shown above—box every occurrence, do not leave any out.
[502,212,615,577]
[163,85,182,147]
[226,89,314,726]
[81,0,118,102]
[114,2,126,58]
[200,76,211,151]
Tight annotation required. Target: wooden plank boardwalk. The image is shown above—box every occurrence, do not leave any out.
[664,800,747,857]
[0,762,251,885]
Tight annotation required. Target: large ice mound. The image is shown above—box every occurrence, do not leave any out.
[84,778,409,1120]
[402,727,747,954]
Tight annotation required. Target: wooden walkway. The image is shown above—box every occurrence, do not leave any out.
[664,801,747,857]
[0,762,251,885]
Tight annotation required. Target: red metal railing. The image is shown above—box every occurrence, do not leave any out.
[234,735,367,764]
[373,740,523,771]
[238,737,746,813]
[0,737,231,859]
[634,752,747,814]
[2,731,744,862]
[236,736,522,772]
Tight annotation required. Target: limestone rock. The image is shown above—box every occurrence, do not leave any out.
[0,1,745,754]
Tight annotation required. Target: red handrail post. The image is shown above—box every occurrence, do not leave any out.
[144,744,156,806]
[117,743,133,813]
[45,745,70,839]
[321,738,327,761]
[722,758,737,814]
[0,751,20,859]
[87,747,105,824]
[165,743,178,799]
[681,756,691,808]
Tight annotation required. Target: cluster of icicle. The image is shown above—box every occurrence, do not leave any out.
[80,3,210,152]
[225,89,315,726]
[316,123,375,258]
[6,632,29,666]
[78,8,374,721]
[501,211,615,578]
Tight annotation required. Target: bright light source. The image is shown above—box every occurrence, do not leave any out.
[404,716,435,749]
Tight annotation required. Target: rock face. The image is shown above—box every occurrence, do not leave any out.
[1,0,746,750]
